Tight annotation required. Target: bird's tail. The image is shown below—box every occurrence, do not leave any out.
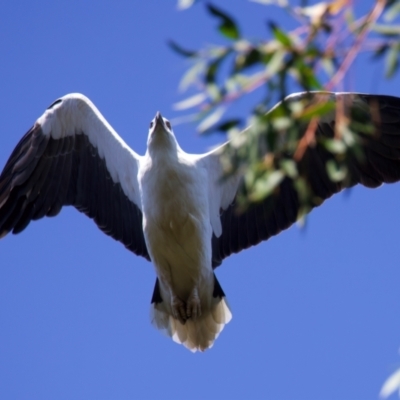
[150,275,232,352]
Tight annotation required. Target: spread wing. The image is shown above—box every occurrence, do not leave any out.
[0,93,149,260]
[199,92,400,268]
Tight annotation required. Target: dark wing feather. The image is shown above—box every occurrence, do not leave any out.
[0,95,150,261]
[212,93,400,268]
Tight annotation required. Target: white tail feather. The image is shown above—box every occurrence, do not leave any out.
[151,297,232,352]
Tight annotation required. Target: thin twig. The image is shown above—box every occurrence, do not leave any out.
[294,116,319,161]
[325,0,386,90]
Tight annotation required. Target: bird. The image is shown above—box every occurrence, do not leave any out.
[1,92,400,352]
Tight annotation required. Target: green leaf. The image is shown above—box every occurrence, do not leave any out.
[206,59,221,83]
[326,160,348,182]
[280,159,298,178]
[207,3,240,40]
[373,44,389,60]
[204,48,231,84]
[234,48,262,72]
[173,93,207,110]
[197,106,227,133]
[249,170,284,202]
[269,22,293,47]
[344,7,355,25]
[212,119,241,133]
[298,101,336,120]
[272,116,291,130]
[372,23,400,36]
[225,73,250,93]
[294,176,312,208]
[386,43,400,78]
[291,59,323,90]
[385,0,399,8]
[178,61,207,91]
[266,48,286,76]
[205,83,221,101]
[321,138,347,154]
[384,2,400,22]
[168,40,198,57]
[321,57,335,76]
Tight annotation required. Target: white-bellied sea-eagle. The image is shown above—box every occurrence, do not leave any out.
[1,92,400,351]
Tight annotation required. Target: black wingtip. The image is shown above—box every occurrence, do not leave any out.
[151,278,163,304]
[213,274,226,298]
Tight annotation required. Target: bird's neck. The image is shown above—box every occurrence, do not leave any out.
[147,132,180,161]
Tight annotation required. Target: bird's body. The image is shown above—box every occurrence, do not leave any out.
[1,91,400,351]
[139,126,230,348]
[140,128,210,303]
[141,150,211,306]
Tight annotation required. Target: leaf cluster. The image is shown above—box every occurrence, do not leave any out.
[172,1,400,210]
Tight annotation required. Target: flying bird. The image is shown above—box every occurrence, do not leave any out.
[1,92,400,352]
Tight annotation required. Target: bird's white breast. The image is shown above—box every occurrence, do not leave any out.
[138,150,213,300]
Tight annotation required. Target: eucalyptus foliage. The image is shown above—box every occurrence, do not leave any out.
[172,0,400,213]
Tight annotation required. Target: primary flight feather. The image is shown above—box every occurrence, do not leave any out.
[1,92,400,351]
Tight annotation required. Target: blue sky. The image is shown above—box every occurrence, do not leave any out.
[1,1,400,399]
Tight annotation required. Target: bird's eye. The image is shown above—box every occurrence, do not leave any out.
[150,121,154,129]
[165,121,171,129]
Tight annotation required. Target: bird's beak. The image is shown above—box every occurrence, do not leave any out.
[154,111,164,129]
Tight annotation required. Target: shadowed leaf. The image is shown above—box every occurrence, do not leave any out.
[386,43,400,77]
[207,3,240,40]
[168,40,198,57]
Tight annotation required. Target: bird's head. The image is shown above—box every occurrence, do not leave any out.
[147,111,177,151]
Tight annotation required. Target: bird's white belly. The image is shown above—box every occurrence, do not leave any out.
[140,160,213,301]
[147,212,208,297]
